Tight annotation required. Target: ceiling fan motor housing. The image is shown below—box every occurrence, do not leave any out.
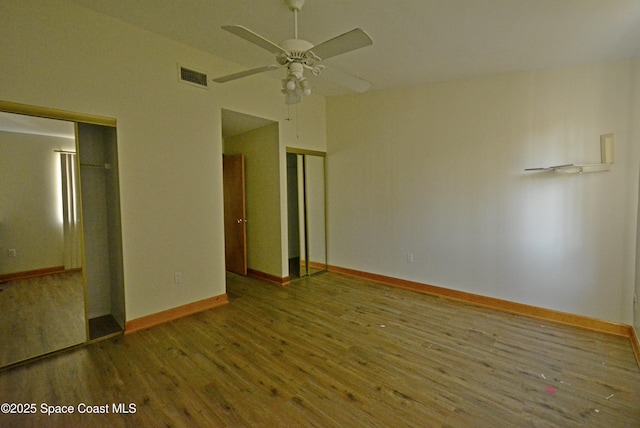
[280,39,314,62]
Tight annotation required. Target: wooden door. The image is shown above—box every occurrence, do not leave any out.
[223,154,247,275]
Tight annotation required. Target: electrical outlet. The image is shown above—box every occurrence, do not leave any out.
[174,271,183,285]
[407,253,414,263]
[7,249,16,257]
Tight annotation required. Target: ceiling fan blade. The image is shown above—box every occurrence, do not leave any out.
[307,28,373,61]
[212,65,280,83]
[222,25,289,56]
[321,68,372,93]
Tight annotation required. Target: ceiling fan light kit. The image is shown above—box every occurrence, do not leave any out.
[212,0,373,104]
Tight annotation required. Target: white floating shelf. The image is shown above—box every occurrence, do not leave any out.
[525,133,614,175]
[525,163,611,174]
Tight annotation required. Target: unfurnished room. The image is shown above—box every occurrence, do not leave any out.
[1,0,640,426]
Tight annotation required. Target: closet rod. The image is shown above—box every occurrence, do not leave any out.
[53,149,76,154]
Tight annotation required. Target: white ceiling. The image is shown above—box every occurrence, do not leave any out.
[69,0,640,96]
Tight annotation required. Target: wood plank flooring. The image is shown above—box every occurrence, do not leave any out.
[1,272,639,427]
[0,271,85,367]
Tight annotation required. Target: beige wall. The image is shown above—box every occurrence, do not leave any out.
[0,0,326,320]
[327,60,640,325]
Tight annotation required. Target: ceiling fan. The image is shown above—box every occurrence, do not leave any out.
[212,0,373,104]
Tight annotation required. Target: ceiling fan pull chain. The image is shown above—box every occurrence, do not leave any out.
[296,103,300,139]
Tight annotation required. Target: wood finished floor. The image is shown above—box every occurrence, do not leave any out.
[1,272,639,427]
[0,271,85,367]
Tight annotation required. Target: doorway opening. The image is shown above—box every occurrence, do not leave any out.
[221,109,284,282]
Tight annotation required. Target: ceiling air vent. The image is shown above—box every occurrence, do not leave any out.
[178,64,209,89]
